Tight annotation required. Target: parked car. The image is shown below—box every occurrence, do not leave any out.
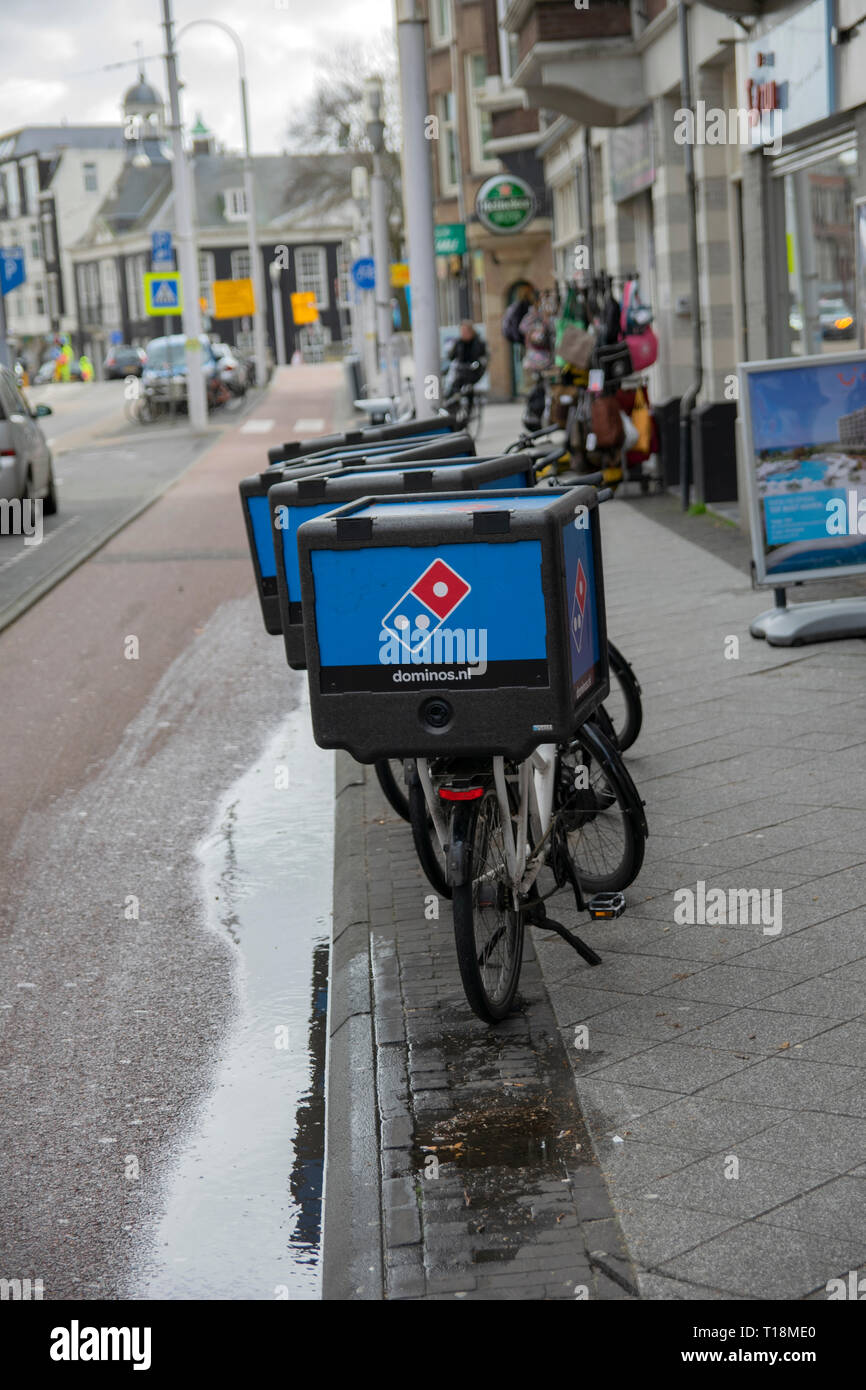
[819,298,856,341]
[210,341,249,395]
[0,365,57,511]
[139,334,226,415]
[104,345,146,379]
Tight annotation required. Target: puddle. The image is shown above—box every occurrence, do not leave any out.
[135,699,334,1299]
[412,1103,568,1172]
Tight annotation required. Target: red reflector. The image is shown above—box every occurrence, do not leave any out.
[439,787,484,801]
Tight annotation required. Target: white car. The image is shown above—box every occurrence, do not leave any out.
[0,365,57,511]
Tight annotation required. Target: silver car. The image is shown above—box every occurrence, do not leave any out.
[0,365,57,511]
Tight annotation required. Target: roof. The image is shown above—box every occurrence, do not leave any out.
[0,126,125,160]
[77,151,356,245]
[124,75,162,108]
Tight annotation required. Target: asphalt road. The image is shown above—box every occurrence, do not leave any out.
[0,364,345,1298]
[0,383,254,632]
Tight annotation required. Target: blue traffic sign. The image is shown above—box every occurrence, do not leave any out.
[151,230,173,266]
[351,257,375,291]
[143,271,182,315]
[0,246,26,295]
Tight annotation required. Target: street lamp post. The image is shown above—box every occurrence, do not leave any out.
[268,259,287,367]
[177,18,268,391]
[161,0,207,432]
[364,78,394,397]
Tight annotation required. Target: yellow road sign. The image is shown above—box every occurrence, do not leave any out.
[390,262,410,288]
[212,277,255,319]
[291,291,318,325]
[144,271,182,315]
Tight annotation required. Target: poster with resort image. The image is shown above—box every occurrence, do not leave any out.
[743,353,866,581]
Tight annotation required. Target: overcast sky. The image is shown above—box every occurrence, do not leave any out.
[0,0,395,153]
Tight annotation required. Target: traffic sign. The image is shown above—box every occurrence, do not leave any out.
[434,223,466,257]
[151,230,173,267]
[212,278,255,319]
[0,246,26,295]
[351,257,375,291]
[291,291,318,325]
[390,263,410,288]
[143,271,182,315]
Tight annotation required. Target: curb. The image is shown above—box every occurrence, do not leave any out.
[321,750,383,1300]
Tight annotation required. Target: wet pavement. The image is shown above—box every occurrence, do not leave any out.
[324,752,637,1300]
[134,707,332,1299]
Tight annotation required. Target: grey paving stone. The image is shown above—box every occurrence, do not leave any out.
[734,1111,866,1173]
[614,1197,741,1268]
[615,1095,790,1152]
[657,962,811,1006]
[757,1175,866,1242]
[596,1138,706,1194]
[574,995,734,1044]
[755,972,866,1020]
[699,1056,863,1108]
[645,1153,836,1221]
[658,1220,866,1300]
[587,1041,754,1095]
[670,1006,833,1055]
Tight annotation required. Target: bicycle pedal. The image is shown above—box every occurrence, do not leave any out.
[587,892,626,920]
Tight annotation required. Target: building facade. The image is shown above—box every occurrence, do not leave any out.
[0,125,126,369]
[424,0,553,399]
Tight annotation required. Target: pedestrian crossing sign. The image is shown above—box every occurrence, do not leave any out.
[144,271,183,315]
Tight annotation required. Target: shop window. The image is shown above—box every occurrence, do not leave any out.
[437,92,459,196]
[781,144,857,357]
[465,55,497,174]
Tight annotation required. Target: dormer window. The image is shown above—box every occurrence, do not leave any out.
[224,188,247,221]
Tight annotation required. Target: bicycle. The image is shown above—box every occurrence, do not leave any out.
[441,360,485,439]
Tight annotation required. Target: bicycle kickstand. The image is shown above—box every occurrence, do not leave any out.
[522,898,602,967]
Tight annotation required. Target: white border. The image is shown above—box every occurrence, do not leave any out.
[738,348,866,588]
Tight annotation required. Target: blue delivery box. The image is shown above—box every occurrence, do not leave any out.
[297,487,609,762]
[269,454,538,669]
[239,432,475,635]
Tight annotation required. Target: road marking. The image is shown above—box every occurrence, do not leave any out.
[0,515,81,572]
[291,418,325,433]
[239,419,275,434]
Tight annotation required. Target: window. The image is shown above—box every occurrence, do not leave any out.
[776,139,857,357]
[437,92,459,196]
[295,245,328,306]
[35,283,45,316]
[198,250,215,311]
[230,248,251,281]
[430,0,452,46]
[83,162,98,193]
[23,160,39,215]
[465,55,497,173]
[100,258,120,323]
[296,322,331,363]
[40,213,55,262]
[336,243,351,306]
[223,189,247,220]
[31,224,41,260]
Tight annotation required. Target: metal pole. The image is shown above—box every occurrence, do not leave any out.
[396,0,440,418]
[161,0,207,433]
[177,20,268,390]
[0,286,10,370]
[371,149,394,395]
[583,127,595,274]
[678,0,703,509]
[449,31,472,320]
[271,275,287,366]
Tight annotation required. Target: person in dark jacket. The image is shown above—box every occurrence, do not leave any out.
[449,319,488,370]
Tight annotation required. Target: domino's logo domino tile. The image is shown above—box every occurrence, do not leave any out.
[381,558,471,658]
[571,559,587,656]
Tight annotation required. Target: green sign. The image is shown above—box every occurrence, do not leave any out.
[434,223,467,256]
[475,175,536,235]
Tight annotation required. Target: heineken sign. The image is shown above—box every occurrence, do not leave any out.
[435,222,467,256]
[475,174,537,235]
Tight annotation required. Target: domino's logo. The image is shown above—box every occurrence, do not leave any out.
[571,559,587,656]
[382,558,471,658]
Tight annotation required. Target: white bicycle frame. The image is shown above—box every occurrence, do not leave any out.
[416,742,558,904]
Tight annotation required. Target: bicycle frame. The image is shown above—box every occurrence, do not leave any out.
[417,742,558,902]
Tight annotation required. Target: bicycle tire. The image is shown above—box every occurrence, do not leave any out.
[451,789,524,1023]
[407,772,451,899]
[605,641,643,752]
[373,759,410,822]
[558,720,645,893]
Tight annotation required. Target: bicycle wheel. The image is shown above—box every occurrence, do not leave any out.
[373,759,410,822]
[557,720,645,892]
[466,391,484,440]
[407,772,451,899]
[604,641,643,752]
[451,788,524,1023]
